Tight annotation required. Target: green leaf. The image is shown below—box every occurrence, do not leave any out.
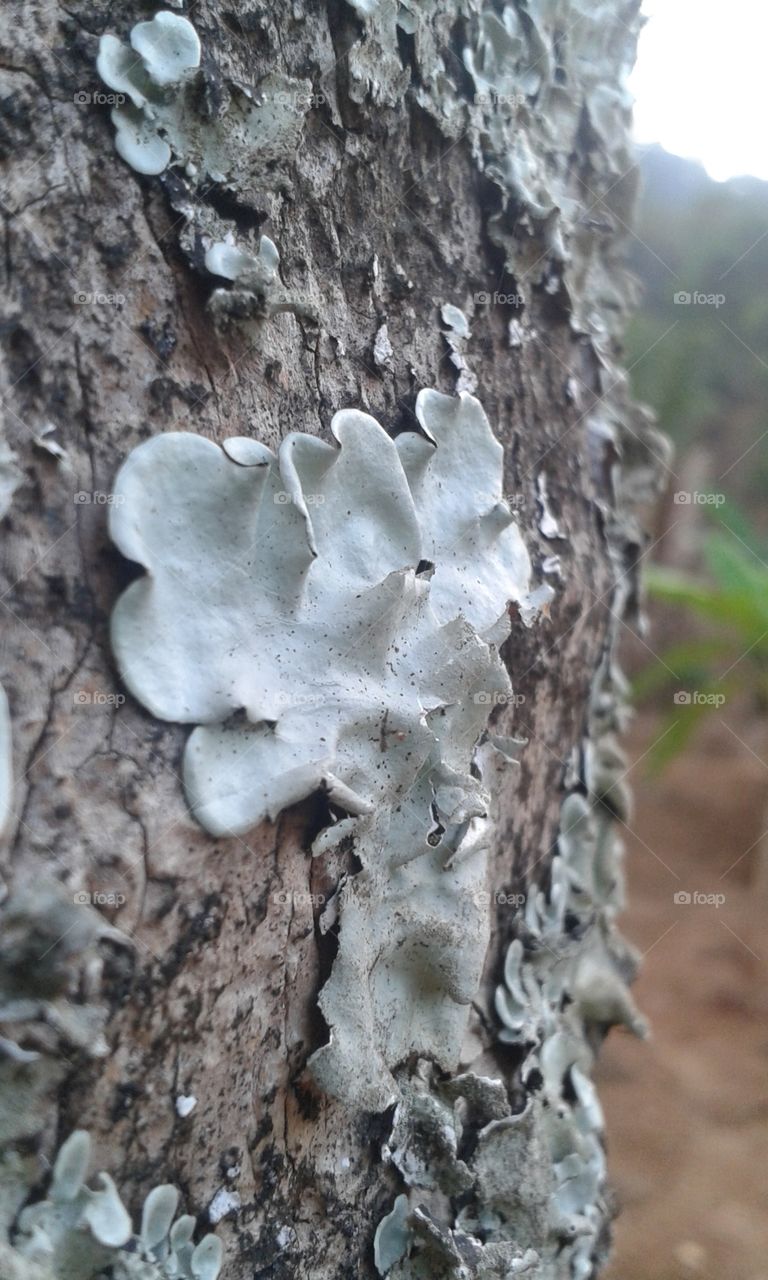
[646,563,768,640]
[632,638,732,702]
[646,698,717,772]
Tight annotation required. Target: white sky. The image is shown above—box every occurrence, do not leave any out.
[630,0,768,182]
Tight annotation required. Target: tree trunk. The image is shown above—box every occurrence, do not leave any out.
[0,2,666,1277]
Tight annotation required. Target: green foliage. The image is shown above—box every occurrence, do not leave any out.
[637,510,768,769]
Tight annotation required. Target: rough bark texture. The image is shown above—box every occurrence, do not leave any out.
[0,2,665,1278]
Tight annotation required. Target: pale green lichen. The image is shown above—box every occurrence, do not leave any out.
[342,0,641,352]
[96,11,321,332]
[373,649,654,1279]
[98,13,200,175]
[109,389,538,838]
[204,235,318,329]
[0,885,118,1073]
[367,105,665,1246]
[0,889,213,1279]
[440,304,476,394]
[98,14,311,193]
[3,1130,222,1280]
[109,389,550,1110]
[374,1194,411,1274]
[129,12,201,89]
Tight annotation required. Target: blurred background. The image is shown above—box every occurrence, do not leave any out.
[595,3,768,1278]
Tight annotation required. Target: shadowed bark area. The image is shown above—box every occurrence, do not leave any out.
[0,2,659,1277]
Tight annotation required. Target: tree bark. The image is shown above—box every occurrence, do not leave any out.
[0,2,665,1277]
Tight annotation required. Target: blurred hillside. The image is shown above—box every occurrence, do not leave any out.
[602,146,768,1280]
[627,146,768,523]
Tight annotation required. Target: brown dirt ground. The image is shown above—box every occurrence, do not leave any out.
[598,710,768,1280]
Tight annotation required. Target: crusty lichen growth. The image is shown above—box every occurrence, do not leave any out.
[0,427,21,838]
[345,2,666,1274]
[372,661,654,1279]
[18,2,666,1275]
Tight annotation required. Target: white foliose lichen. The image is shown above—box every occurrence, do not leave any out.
[97,12,201,176]
[0,884,132,1270]
[2,1129,222,1280]
[98,13,311,183]
[204,235,318,329]
[109,389,550,1109]
[96,11,322,332]
[440,304,477,394]
[0,885,120,1075]
[0,887,224,1278]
